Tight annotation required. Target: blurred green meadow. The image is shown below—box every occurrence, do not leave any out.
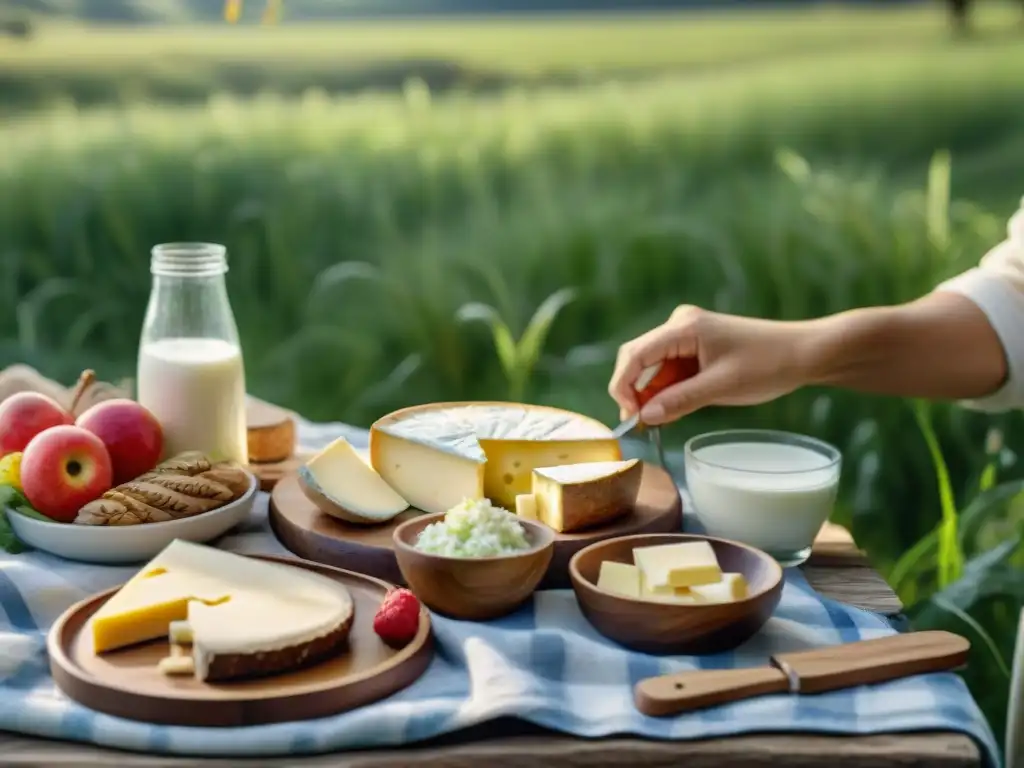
[1,0,1023,748]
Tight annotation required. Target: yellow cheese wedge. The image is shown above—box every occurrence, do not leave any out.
[515,493,539,521]
[689,572,749,603]
[369,403,621,513]
[633,540,722,590]
[531,459,642,533]
[90,540,354,681]
[299,436,409,524]
[596,561,641,598]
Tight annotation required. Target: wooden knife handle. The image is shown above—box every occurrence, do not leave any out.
[634,666,789,718]
[633,631,970,718]
[774,630,970,694]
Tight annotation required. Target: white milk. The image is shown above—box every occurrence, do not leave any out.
[685,442,839,559]
[137,337,248,464]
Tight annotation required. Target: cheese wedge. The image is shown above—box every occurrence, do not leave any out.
[633,540,722,590]
[531,459,641,533]
[515,493,539,521]
[369,403,621,513]
[690,572,749,603]
[90,540,354,682]
[596,561,641,598]
[299,437,409,524]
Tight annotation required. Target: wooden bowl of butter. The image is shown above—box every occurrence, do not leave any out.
[569,533,783,655]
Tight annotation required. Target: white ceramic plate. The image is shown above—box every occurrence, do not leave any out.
[5,472,258,564]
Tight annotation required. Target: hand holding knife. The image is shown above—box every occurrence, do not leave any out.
[612,356,700,438]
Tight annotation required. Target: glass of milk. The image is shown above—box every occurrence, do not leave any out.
[684,430,841,567]
[137,243,248,465]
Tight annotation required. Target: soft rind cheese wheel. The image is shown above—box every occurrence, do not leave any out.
[369,402,622,514]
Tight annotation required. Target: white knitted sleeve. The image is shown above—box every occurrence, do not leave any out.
[935,201,1024,412]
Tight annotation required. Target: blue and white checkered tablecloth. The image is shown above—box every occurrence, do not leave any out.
[0,419,1002,766]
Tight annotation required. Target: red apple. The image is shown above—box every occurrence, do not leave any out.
[0,392,73,456]
[75,399,163,484]
[20,425,113,523]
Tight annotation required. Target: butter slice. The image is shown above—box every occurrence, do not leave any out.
[596,561,641,598]
[690,572,749,603]
[515,493,539,521]
[640,575,698,604]
[633,541,722,589]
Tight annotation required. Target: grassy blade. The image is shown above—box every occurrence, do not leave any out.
[932,594,1012,681]
[889,525,939,604]
[912,400,963,586]
[455,301,518,382]
[926,149,951,251]
[517,287,578,372]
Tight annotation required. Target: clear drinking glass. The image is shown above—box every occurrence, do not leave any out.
[684,429,841,567]
[136,243,248,464]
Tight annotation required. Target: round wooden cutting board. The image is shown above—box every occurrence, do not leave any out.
[269,461,683,590]
[48,556,433,728]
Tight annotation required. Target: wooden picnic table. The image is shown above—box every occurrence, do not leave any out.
[0,523,980,768]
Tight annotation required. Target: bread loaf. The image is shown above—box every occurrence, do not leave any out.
[75,452,250,526]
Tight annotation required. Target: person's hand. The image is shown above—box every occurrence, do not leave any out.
[608,305,810,426]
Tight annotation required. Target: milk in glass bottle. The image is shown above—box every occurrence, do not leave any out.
[137,243,248,464]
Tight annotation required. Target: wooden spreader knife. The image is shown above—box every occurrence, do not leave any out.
[634,630,970,717]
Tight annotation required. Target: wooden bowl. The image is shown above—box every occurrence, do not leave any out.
[569,533,784,655]
[393,513,555,621]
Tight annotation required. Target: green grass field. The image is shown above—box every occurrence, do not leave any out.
[1,4,1022,110]
[1,4,1023,747]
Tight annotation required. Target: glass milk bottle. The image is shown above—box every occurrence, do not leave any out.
[137,243,249,465]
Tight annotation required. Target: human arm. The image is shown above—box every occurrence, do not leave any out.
[609,203,1024,423]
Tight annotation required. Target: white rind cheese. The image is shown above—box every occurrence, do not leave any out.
[370,402,622,513]
[300,437,409,524]
[531,458,642,533]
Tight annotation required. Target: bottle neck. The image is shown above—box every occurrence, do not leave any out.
[151,243,228,278]
[141,244,239,347]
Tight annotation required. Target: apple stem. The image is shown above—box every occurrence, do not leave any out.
[69,369,96,414]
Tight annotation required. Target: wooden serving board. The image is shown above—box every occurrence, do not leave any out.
[269,461,683,590]
[249,454,307,491]
[47,556,433,727]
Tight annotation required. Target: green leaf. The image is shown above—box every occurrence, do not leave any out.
[889,525,938,605]
[455,301,519,380]
[931,594,1012,681]
[516,287,578,376]
[0,508,26,554]
[912,399,963,585]
[925,150,951,251]
[958,479,1024,559]
[911,536,1023,627]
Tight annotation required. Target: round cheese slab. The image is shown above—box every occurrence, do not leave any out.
[269,460,683,590]
[48,556,433,727]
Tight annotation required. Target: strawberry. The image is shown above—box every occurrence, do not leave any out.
[373,588,421,648]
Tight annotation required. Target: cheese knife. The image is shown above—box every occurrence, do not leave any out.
[633,630,970,717]
[611,356,700,439]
